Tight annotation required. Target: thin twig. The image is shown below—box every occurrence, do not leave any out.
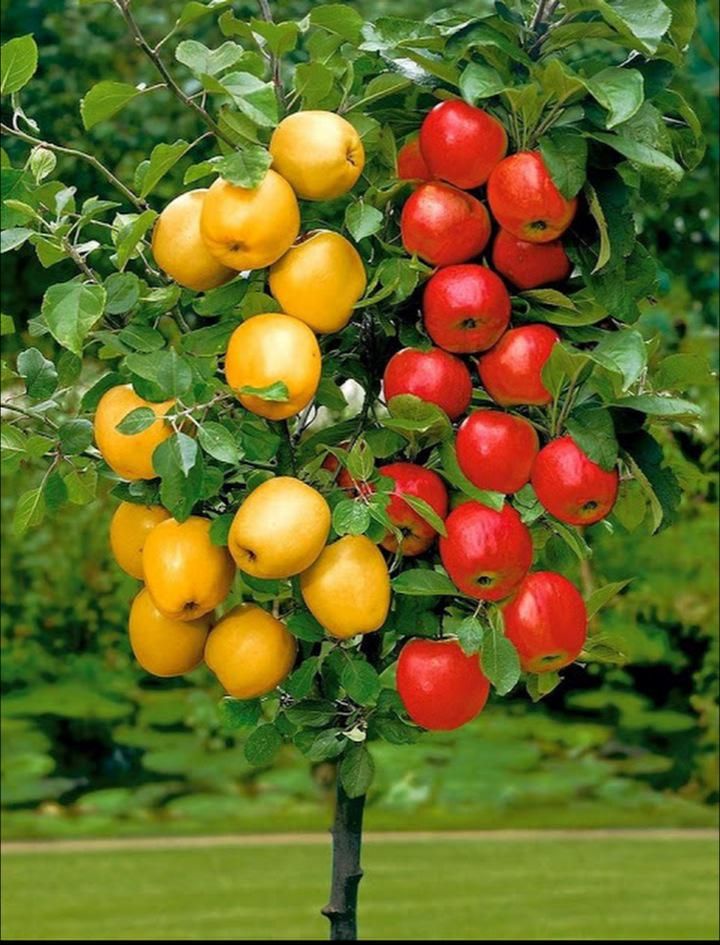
[113,0,235,146]
[530,0,548,31]
[256,0,285,109]
[0,122,146,210]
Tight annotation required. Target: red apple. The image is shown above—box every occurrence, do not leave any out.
[456,410,539,494]
[492,229,572,290]
[396,638,490,730]
[419,99,507,189]
[400,182,491,267]
[487,152,577,243]
[423,264,511,354]
[440,501,533,601]
[503,571,587,673]
[397,135,431,182]
[383,346,473,421]
[377,462,448,556]
[477,324,559,407]
[322,447,357,494]
[531,436,619,526]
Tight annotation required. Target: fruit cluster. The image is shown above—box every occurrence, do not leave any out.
[98,102,621,736]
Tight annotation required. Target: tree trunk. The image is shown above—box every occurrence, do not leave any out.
[322,778,366,940]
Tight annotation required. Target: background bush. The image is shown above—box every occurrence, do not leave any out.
[1,0,718,838]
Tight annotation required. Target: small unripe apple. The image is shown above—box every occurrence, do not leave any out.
[397,638,490,730]
[492,229,572,290]
[423,264,511,354]
[377,462,448,557]
[419,99,507,189]
[531,436,619,526]
[397,135,431,182]
[503,571,587,673]
[440,501,533,601]
[477,324,559,407]
[487,152,577,243]
[456,410,539,494]
[401,182,491,266]
[383,346,473,421]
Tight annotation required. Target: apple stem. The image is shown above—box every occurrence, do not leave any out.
[322,780,366,940]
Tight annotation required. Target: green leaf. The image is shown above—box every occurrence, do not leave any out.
[115,210,157,271]
[481,623,520,695]
[621,431,681,531]
[350,74,411,111]
[392,568,458,597]
[139,140,191,198]
[438,439,504,510]
[590,329,647,391]
[209,512,234,546]
[566,406,618,472]
[126,349,192,399]
[569,0,672,55]
[105,272,141,315]
[309,4,363,42]
[64,467,98,506]
[13,486,45,535]
[237,381,290,402]
[287,610,326,642]
[455,615,485,655]
[345,203,383,242]
[1,313,15,335]
[218,696,261,729]
[28,146,57,183]
[283,657,319,700]
[586,67,644,129]
[304,729,346,762]
[80,372,125,411]
[345,440,374,481]
[1,228,33,253]
[152,433,204,522]
[373,716,420,745]
[591,132,683,188]
[58,419,93,455]
[250,19,299,56]
[215,147,272,189]
[332,499,371,537]
[175,40,245,76]
[205,72,278,127]
[115,406,157,435]
[44,469,68,511]
[339,744,374,798]
[402,493,447,537]
[616,394,701,420]
[16,347,58,400]
[459,62,506,103]
[526,671,562,702]
[197,422,240,464]
[40,281,105,355]
[585,579,633,618]
[244,724,283,765]
[341,659,380,704]
[293,61,335,107]
[1,35,38,95]
[81,81,142,130]
[583,182,611,273]
[654,354,710,392]
[177,0,232,28]
[539,131,587,199]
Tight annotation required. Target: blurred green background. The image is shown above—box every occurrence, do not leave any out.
[1,0,718,847]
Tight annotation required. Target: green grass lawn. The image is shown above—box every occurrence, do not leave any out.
[2,834,718,940]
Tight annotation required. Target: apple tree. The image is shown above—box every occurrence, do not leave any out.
[0,0,709,939]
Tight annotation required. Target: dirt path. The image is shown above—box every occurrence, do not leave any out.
[2,828,716,855]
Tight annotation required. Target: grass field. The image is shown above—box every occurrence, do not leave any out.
[2,833,718,941]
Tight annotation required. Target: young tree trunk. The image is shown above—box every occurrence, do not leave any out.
[322,779,366,940]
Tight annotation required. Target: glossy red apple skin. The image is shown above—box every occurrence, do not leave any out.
[423,265,511,354]
[492,229,572,290]
[377,462,448,556]
[397,136,432,182]
[396,638,490,730]
[400,182,491,267]
[419,99,508,189]
[477,324,559,407]
[456,410,539,494]
[439,501,533,601]
[487,152,577,243]
[503,571,588,673]
[383,346,473,421]
[531,436,619,526]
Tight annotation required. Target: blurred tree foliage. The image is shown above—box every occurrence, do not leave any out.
[1,0,718,836]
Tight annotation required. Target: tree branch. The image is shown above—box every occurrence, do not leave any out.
[257,0,285,110]
[0,122,146,211]
[322,780,366,941]
[113,0,235,147]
